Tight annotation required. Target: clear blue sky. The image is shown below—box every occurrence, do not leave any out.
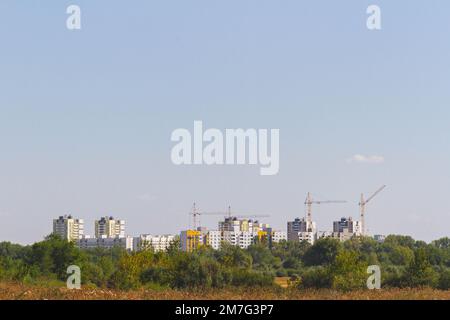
[1,1,450,244]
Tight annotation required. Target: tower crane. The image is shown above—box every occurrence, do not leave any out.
[304,192,347,231]
[359,185,386,236]
[189,203,225,230]
[224,205,270,220]
[189,203,270,229]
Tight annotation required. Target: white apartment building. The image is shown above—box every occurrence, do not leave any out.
[53,215,84,242]
[317,231,333,239]
[219,217,269,234]
[211,230,258,249]
[317,226,360,242]
[271,231,287,243]
[95,216,125,238]
[77,235,133,251]
[205,229,286,250]
[290,231,316,244]
[133,234,176,252]
[205,230,222,250]
[197,216,282,250]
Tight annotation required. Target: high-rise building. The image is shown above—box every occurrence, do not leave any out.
[95,216,125,238]
[333,217,361,235]
[180,230,203,252]
[287,217,317,244]
[264,228,287,247]
[199,217,282,251]
[53,215,84,242]
[205,230,222,250]
[316,217,362,242]
[219,217,269,233]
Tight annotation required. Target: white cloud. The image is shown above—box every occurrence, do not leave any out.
[347,154,385,164]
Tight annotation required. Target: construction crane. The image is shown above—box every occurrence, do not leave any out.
[224,205,270,220]
[189,203,225,230]
[304,192,347,230]
[189,203,270,229]
[190,202,200,230]
[359,185,386,236]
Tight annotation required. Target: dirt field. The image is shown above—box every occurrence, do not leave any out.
[1,282,450,300]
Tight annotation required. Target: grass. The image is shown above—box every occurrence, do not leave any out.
[1,282,450,300]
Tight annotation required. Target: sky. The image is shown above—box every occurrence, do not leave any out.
[1,1,450,244]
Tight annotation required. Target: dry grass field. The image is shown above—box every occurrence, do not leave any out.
[1,282,450,300]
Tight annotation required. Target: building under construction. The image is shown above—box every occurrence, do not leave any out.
[182,186,386,251]
[180,205,286,252]
[287,186,386,244]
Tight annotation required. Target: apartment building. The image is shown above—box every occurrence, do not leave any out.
[180,230,203,252]
[333,217,361,235]
[287,217,317,244]
[269,230,287,244]
[133,234,176,252]
[53,215,84,242]
[205,230,222,250]
[77,235,133,251]
[219,217,269,234]
[95,216,125,238]
[184,217,285,251]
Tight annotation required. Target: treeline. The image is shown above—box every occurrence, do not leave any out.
[1,234,450,291]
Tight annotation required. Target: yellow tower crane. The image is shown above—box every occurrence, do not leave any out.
[359,185,386,236]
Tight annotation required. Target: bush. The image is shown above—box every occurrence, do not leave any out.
[401,248,438,288]
[231,269,273,287]
[303,238,341,266]
[438,268,450,290]
[330,251,367,291]
[170,253,230,289]
[299,267,332,289]
[382,265,406,288]
[140,266,172,287]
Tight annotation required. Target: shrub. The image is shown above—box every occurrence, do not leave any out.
[329,251,367,291]
[401,248,438,288]
[299,267,332,289]
[231,269,273,287]
[303,238,341,266]
[438,268,450,290]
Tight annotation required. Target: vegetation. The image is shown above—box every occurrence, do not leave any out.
[1,234,450,293]
[3,282,450,300]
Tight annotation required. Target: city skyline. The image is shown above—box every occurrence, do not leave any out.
[2,1,450,244]
[49,210,380,253]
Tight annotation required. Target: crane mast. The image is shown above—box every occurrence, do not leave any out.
[359,185,386,236]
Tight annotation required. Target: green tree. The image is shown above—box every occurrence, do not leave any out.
[432,237,450,250]
[247,243,281,272]
[303,238,341,266]
[214,243,252,269]
[298,266,332,289]
[403,248,438,287]
[109,250,155,290]
[329,250,368,291]
[28,234,83,279]
[388,246,414,266]
[437,268,450,290]
[383,235,416,249]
